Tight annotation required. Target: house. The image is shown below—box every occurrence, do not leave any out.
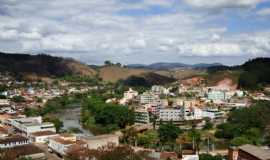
[30,131,58,143]
[229,144,270,160]
[0,99,10,106]
[0,106,16,114]
[0,135,30,148]
[182,149,199,160]
[120,88,139,105]
[0,126,8,138]
[160,152,179,160]
[8,116,56,136]
[124,88,138,100]
[0,144,46,160]
[80,134,119,150]
[48,134,87,156]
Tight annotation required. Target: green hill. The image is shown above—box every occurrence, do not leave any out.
[0,52,96,79]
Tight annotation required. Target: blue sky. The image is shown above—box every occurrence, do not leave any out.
[0,0,270,65]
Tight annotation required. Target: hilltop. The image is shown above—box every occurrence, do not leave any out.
[0,52,96,80]
[99,66,148,83]
[206,57,270,90]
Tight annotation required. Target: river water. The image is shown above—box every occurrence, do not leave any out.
[58,107,94,136]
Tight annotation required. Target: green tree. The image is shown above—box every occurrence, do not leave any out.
[230,136,252,146]
[44,117,63,132]
[188,129,202,153]
[199,154,223,160]
[203,118,213,130]
[24,108,39,117]
[158,122,182,150]
[11,95,25,103]
[244,128,262,145]
[104,60,112,66]
[137,130,158,147]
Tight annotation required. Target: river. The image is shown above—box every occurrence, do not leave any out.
[58,107,94,136]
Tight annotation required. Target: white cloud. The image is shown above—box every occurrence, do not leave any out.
[0,0,268,64]
[144,0,174,6]
[0,29,18,40]
[257,8,270,16]
[183,0,261,10]
[178,42,243,56]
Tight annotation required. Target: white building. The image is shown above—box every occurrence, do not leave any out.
[80,134,119,150]
[140,92,160,105]
[207,90,225,101]
[124,88,138,100]
[120,88,139,105]
[48,134,87,156]
[0,99,10,107]
[8,116,56,136]
[202,108,224,119]
[182,154,199,160]
[30,131,58,143]
[182,106,224,120]
[159,108,184,122]
[134,108,150,124]
[151,85,170,95]
[0,135,30,148]
[179,84,188,94]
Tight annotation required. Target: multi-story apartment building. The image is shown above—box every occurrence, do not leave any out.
[207,90,226,101]
[134,108,150,124]
[140,92,160,105]
[151,85,170,95]
[159,108,184,122]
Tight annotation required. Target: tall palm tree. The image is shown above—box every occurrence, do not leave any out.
[201,131,215,153]
[122,126,138,146]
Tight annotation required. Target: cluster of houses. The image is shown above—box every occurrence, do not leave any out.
[115,85,248,127]
[0,75,119,159]
[0,115,120,159]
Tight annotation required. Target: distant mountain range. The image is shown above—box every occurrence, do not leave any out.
[0,51,269,90]
[127,62,223,70]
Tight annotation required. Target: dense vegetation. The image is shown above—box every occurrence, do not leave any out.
[81,95,135,134]
[239,58,270,90]
[199,154,223,160]
[215,101,270,146]
[208,58,270,90]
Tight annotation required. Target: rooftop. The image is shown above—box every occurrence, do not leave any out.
[0,126,8,134]
[239,144,270,160]
[31,131,57,137]
[0,135,28,144]
[0,144,44,159]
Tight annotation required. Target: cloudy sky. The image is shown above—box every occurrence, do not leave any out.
[0,0,270,65]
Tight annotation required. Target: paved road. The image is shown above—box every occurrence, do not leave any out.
[35,143,63,160]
